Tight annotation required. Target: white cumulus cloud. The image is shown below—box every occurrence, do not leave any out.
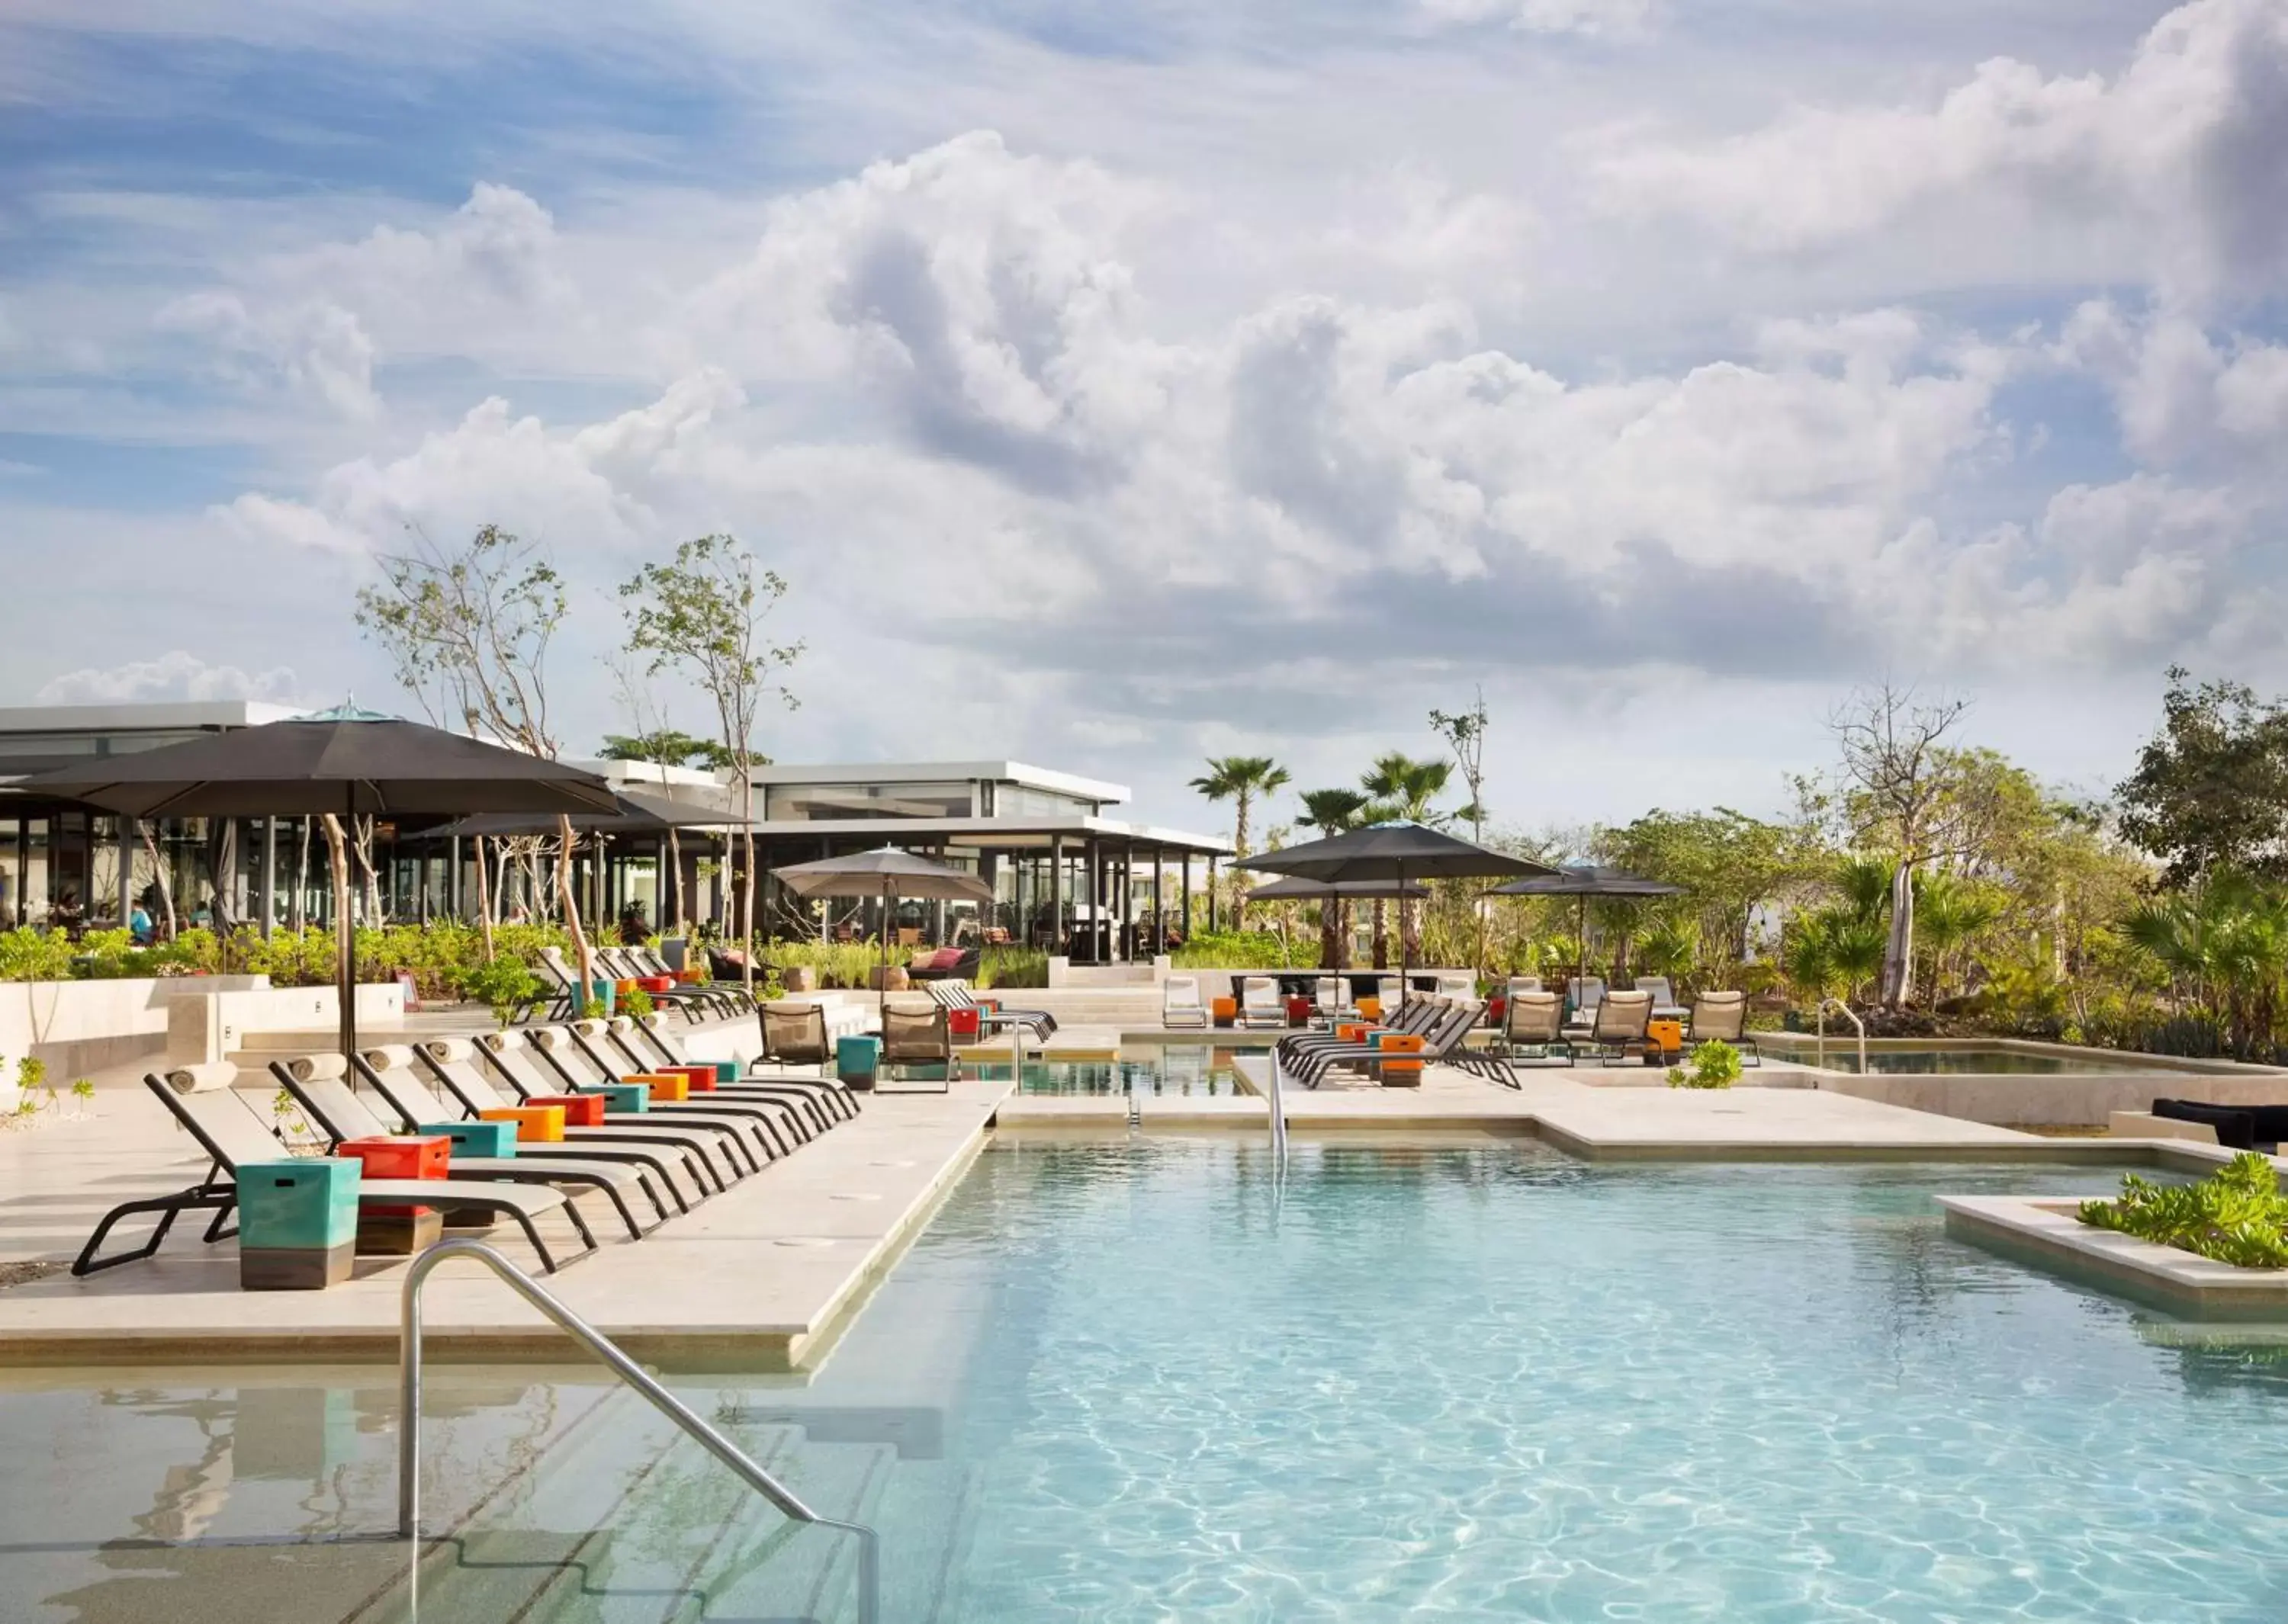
[35,650,307,706]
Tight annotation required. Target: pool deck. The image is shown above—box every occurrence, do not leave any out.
[0,1035,2248,1369]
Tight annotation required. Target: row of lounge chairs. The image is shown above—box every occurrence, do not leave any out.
[1491,984,1758,1073]
[76,1013,862,1279]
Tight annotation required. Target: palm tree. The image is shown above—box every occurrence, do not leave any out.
[1359,752,1451,967]
[1913,871,2002,1009]
[1297,787,1371,968]
[1191,756,1289,925]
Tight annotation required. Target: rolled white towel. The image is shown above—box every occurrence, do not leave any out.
[165,1061,238,1095]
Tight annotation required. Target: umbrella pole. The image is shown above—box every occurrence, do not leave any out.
[1398,862,1409,1012]
[1579,894,1589,1006]
[336,785,357,1065]
[880,880,891,1032]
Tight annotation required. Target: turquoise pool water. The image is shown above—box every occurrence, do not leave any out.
[7,1143,2288,1621]
[973,1046,1251,1094]
[1772,1045,2203,1075]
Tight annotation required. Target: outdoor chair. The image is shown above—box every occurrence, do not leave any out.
[1291,999,1486,1090]
[880,996,958,1091]
[269,1051,663,1238]
[1162,975,1209,1029]
[1574,990,1654,1064]
[464,1032,745,1190]
[76,1064,593,1276]
[906,947,981,984]
[928,977,1056,1039]
[529,1024,804,1160]
[1684,991,1760,1065]
[563,1019,827,1145]
[1435,973,1476,1000]
[1274,997,1442,1067]
[1634,976,1688,1019]
[620,1013,857,1125]
[1239,976,1287,1029]
[596,946,731,1023]
[1313,976,1355,1026]
[1489,990,1572,1077]
[762,1000,834,1074]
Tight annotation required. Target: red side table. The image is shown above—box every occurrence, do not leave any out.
[337,1134,449,1218]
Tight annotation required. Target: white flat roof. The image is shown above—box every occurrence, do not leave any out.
[0,701,306,733]
[752,813,1230,855]
[749,759,1128,805]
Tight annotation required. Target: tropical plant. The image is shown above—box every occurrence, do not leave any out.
[1666,1040,1741,1090]
[1910,870,2004,1008]
[1360,751,1450,965]
[1190,756,1290,923]
[1294,787,1371,968]
[2079,1153,2288,1269]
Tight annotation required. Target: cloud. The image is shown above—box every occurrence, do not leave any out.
[1590,0,2288,302]
[2053,298,2288,466]
[35,650,307,706]
[156,290,381,419]
[1419,0,1653,38]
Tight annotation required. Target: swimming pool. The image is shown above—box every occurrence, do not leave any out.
[8,1141,2286,1621]
[973,1045,1251,1094]
[1760,1038,2222,1075]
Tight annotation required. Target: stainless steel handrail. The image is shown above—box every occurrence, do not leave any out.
[1815,997,1867,1079]
[1267,1050,1290,1159]
[398,1238,879,1622]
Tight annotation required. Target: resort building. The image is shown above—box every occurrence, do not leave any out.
[0,704,1230,959]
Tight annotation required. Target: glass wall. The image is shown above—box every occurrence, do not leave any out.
[763,781,978,820]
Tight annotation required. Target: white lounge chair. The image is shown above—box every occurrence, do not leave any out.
[1162,975,1209,1029]
[1313,975,1354,1025]
[1435,972,1476,1000]
[1239,976,1287,1029]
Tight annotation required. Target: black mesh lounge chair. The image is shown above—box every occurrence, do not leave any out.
[1683,991,1759,1065]
[496,1024,786,1166]
[268,1051,664,1239]
[1274,999,1442,1067]
[924,978,1057,1039]
[576,1017,837,1138]
[1290,1000,1485,1090]
[622,1013,859,1125]
[2149,1098,2288,1151]
[627,944,757,1017]
[1574,990,1654,1064]
[596,947,737,1024]
[465,1032,748,1189]
[76,1064,592,1276]
[538,1023,811,1157]
[880,997,957,1092]
[397,1039,705,1212]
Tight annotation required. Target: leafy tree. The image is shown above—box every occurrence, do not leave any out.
[1361,751,1451,966]
[620,535,802,993]
[1596,807,1811,984]
[1296,787,1371,968]
[1430,689,1492,969]
[599,730,719,768]
[355,523,581,974]
[1190,756,1290,921]
[2116,666,2288,887]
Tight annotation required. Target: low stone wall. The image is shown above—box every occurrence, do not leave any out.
[1817,1070,2288,1128]
[178,983,410,1064]
[0,975,271,1082]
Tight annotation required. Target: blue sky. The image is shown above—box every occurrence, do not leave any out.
[2,0,2285,836]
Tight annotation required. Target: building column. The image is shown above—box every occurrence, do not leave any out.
[1152,845,1165,952]
[117,818,135,926]
[1083,838,1100,962]
[1049,836,1065,954]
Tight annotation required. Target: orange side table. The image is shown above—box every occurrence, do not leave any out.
[1647,1019,1685,1054]
[1356,997,1383,1022]
[1376,1032,1427,1086]
[336,1135,449,1218]
[1210,997,1237,1029]
[622,1072,691,1102]
[479,1104,567,1143]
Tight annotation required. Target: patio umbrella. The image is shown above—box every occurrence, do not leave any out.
[1239,821,1554,1004]
[1242,875,1431,901]
[17,705,618,1060]
[424,785,749,839]
[1483,866,1685,989]
[770,846,995,1025]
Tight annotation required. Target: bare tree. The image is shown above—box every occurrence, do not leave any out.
[355,524,595,988]
[621,536,802,997]
[1830,683,1971,1006]
[1430,688,1492,973]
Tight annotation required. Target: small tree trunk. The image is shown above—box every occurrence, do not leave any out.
[666,826,683,932]
[473,833,496,961]
[291,817,310,931]
[558,817,596,1001]
[1881,860,1915,1006]
[1371,899,1389,969]
[136,820,177,937]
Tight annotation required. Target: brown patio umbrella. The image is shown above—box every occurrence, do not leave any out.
[18,704,618,1059]
[772,846,995,1026]
[1239,820,1555,1005]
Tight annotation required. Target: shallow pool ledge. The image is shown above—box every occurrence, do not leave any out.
[1940,1194,2288,1321]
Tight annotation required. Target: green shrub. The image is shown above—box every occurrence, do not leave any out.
[458,957,544,1028]
[1666,1039,1742,1090]
[978,947,1047,989]
[1171,931,1312,969]
[2078,1153,2288,1269]
[0,928,77,983]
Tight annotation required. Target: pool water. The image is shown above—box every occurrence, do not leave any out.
[8,1144,2288,1622]
[974,1046,1252,1095]
[1776,1046,2196,1075]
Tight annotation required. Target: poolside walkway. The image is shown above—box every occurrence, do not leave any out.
[0,1057,1012,1370]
